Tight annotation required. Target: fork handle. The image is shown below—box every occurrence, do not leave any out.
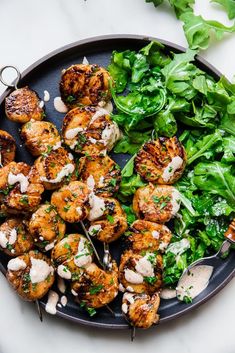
[224,219,235,244]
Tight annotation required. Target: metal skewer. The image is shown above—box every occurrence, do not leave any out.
[35,300,43,322]
[0,65,21,89]
[131,326,136,341]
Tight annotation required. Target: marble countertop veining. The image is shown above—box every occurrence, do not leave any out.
[0,1,234,353]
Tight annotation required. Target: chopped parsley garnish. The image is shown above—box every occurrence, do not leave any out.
[107,215,115,224]
[89,284,104,295]
[71,273,81,281]
[66,95,76,103]
[20,195,29,205]
[109,178,117,187]
[143,276,157,285]
[44,205,55,213]
[86,307,97,317]
[63,205,71,212]
[63,242,71,250]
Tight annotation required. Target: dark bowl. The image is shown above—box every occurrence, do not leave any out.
[0,34,234,329]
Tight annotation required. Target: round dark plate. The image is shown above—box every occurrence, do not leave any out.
[0,35,234,329]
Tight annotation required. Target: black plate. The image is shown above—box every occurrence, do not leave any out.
[0,35,234,329]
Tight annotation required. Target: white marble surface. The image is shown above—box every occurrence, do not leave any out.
[0,0,235,352]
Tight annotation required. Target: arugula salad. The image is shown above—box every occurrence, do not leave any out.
[108,41,235,290]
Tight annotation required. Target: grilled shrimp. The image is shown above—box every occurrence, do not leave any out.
[119,250,163,295]
[29,204,66,252]
[60,64,111,108]
[125,220,172,253]
[51,233,94,281]
[87,197,127,243]
[62,106,121,155]
[0,130,16,167]
[0,162,44,214]
[122,292,160,328]
[51,181,90,223]
[135,137,186,184]
[5,87,45,123]
[78,155,121,197]
[133,183,181,223]
[6,250,54,301]
[0,217,34,256]
[72,261,119,308]
[21,120,61,156]
[34,147,75,190]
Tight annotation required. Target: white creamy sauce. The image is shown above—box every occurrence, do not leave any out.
[152,230,160,239]
[82,56,89,65]
[0,231,8,248]
[43,90,50,102]
[74,237,92,267]
[65,127,84,140]
[87,174,95,191]
[71,289,78,296]
[170,188,181,215]
[88,224,102,236]
[54,97,68,113]
[7,258,27,271]
[101,122,121,149]
[8,228,17,245]
[123,292,135,304]
[29,257,54,283]
[88,193,105,221]
[76,206,82,216]
[39,100,44,109]
[119,283,125,292]
[126,286,134,292]
[8,172,29,193]
[39,236,44,241]
[45,290,59,315]
[57,264,72,280]
[89,107,109,125]
[135,255,154,277]
[57,277,66,293]
[162,156,183,182]
[44,241,56,252]
[60,295,67,307]
[122,303,128,314]
[68,153,74,160]
[177,265,214,301]
[88,137,97,144]
[160,288,177,300]
[159,241,169,252]
[166,238,190,256]
[103,101,113,114]
[52,141,62,150]
[124,269,143,284]
[40,163,74,184]
[98,176,104,187]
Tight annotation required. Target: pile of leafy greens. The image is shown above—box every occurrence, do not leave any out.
[145,0,235,50]
[108,41,235,288]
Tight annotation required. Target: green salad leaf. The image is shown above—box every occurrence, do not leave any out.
[180,12,235,50]
[193,162,235,207]
[161,49,199,98]
[211,0,235,20]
